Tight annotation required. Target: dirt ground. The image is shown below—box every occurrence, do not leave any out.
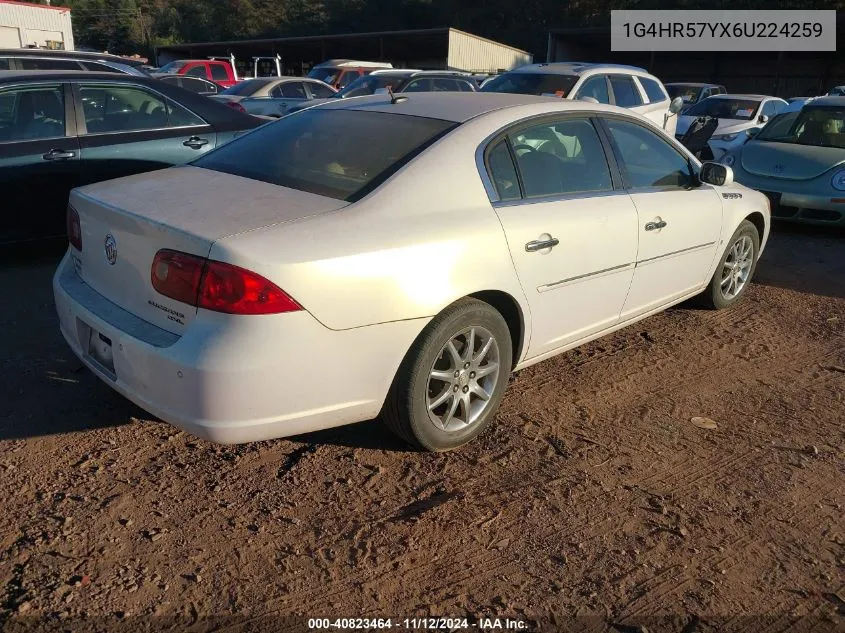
[0,225,843,633]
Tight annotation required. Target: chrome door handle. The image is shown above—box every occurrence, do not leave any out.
[183,136,209,149]
[644,220,667,231]
[42,148,76,161]
[525,237,560,252]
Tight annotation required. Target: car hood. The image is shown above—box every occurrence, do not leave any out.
[677,115,755,136]
[740,141,845,180]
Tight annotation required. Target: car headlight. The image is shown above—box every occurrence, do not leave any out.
[721,154,736,167]
[712,133,738,142]
[831,169,845,190]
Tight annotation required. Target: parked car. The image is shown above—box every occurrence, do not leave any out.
[157,58,239,88]
[0,71,261,244]
[0,48,150,76]
[213,77,337,115]
[153,74,223,96]
[665,82,727,111]
[306,59,393,91]
[284,70,478,116]
[720,96,845,227]
[826,86,845,96]
[480,62,683,136]
[53,93,769,451]
[676,94,789,160]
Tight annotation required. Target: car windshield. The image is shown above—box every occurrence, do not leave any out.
[685,97,761,120]
[480,72,578,97]
[220,80,270,96]
[193,109,456,201]
[158,61,187,74]
[755,106,845,149]
[336,75,409,98]
[667,84,702,104]
[307,67,341,85]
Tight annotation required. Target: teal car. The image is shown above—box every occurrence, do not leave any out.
[720,96,845,226]
[0,71,261,244]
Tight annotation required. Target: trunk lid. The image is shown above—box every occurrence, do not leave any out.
[740,141,845,180]
[71,165,346,334]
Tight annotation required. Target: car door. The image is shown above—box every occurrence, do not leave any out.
[599,116,723,319]
[268,81,309,115]
[74,81,216,185]
[483,116,639,358]
[0,81,81,243]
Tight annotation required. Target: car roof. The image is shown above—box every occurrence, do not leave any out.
[0,48,145,66]
[509,62,650,77]
[805,95,845,107]
[310,91,631,123]
[666,82,721,87]
[707,93,772,101]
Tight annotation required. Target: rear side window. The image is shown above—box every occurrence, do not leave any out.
[486,140,520,201]
[19,58,81,71]
[79,84,204,133]
[0,58,10,70]
[279,82,307,98]
[639,77,667,103]
[605,118,693,189]
[0,84,65,142]
[210,64,229,81]
[193,109,456,201]
[610,75,643,108]
[308,82,335,98]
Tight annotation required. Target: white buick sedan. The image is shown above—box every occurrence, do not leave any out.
[54,93,770,451]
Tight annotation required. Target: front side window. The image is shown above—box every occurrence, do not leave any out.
[509,118,613,198]
[486,139,520,201]
[481,72,578,97]
[210,64,229,81]
[609,75,643,108]
[185,65,207,78]
[193,109,455,201]
[639,77,667,104]
[605,118,693,189]
[0,85,65,142]
[80,84,204,133]
[308,82,335,98]
[576,75,609,104]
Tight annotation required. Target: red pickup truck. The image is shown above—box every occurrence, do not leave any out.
[158,59,239,88]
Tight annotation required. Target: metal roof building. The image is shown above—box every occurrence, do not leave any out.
[155,27,532,75]
[0,0,73,50]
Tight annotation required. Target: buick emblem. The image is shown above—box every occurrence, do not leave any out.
[773,163,785,173]
[104,233,117,266]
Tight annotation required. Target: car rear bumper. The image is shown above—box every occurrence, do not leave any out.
[53,251,423,443]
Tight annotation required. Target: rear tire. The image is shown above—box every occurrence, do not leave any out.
[381,298,512,451]
[699,220,760,310]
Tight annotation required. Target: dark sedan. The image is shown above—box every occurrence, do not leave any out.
[0,71,262,244]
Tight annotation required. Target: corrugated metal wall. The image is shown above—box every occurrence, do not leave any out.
[0,1,74,50]
[447,29,532,73]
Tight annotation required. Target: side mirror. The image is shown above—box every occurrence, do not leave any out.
[699,161,734,187]
[669,96,684,114]
[758,114,769,123]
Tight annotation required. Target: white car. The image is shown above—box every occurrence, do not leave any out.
[54,93,770,451]
[676,94,789,159]
[480,62,684,136]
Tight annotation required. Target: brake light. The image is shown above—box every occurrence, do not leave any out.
[67,206,82,251]
[151,250,301,315]
[226,101,246,113]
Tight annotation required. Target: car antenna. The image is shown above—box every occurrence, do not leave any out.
[387,85,408,104]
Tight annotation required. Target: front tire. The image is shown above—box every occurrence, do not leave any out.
[699,220,760,309]
[381,299,512,451]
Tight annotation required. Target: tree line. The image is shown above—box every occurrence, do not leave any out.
[11,0,845,61]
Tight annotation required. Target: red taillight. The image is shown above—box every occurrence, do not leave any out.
[226,101,246,113]
[67,206,82,251]
[151,250,301,316]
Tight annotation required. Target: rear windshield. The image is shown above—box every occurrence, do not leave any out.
[193,109,456,201]
[220,80,270,96]
[307,67,341,85]
[480,72,578,97]
[337,75,409,98]
[685,97,761,120]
